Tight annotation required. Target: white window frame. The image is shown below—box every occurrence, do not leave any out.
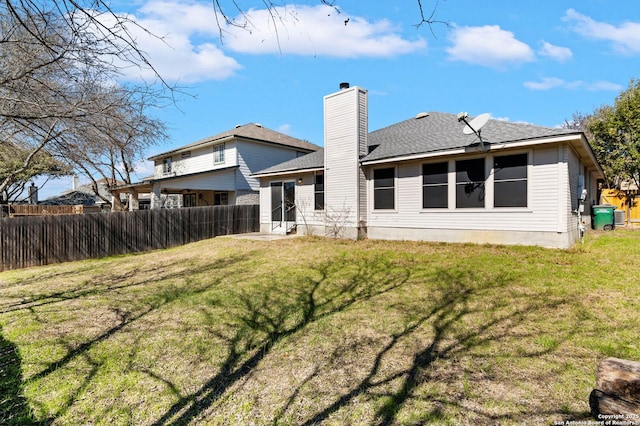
[213,144,225,164]
[372,166,397,211]
[491,150,531,210]
[314,172,324,211]
[455,156,487,209]
[421,160,450,209]
[162,157,172,174]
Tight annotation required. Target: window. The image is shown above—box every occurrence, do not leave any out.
[213,144,225,164]
[183,193,197,207]
[214,192,228,206]
[456,158,486,208]
[494,153,527,207]
[162,157,172,174]
[373,167,395,210]
[314,173,324,210]
[422,162,448,208]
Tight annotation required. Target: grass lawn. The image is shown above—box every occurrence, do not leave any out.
[1,230,640,425]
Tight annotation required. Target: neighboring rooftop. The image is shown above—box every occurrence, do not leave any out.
[40,178,122,206]
[149,123,320,160]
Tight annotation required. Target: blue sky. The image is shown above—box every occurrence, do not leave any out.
[39,0,640,198]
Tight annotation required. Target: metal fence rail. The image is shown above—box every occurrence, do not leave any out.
[0,205,259,271]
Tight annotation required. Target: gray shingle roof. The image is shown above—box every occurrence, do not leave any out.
[253,112,583,174]
[253,149,325,175]
[364,112,579,162]
[150,123,320,160]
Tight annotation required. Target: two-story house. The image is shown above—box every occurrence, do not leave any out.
[116,123,320,210]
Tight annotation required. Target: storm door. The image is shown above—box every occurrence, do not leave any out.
[270,181,296,233]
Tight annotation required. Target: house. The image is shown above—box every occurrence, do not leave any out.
[41,178,123,211]
[253,84,604,248]
[114,123,320,210]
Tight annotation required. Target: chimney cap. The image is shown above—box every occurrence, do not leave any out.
[339,82,350,90]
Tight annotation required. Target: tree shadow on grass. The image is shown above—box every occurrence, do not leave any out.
[1,253,251,423]
[0,325,36,425]
[0,252,253,315]
[149,253,412,425]
[145,254,578,425]
[297,267,577,426]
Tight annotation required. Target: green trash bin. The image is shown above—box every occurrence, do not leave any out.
[592,204,616,231]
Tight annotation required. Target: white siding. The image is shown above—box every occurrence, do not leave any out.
[154,169,237,191]
[153,142,237,178]
[358,90,369,225]
[259,180,271,225]
[293,174,326,235]
[259,173,326,234]
[366,146,570,236]
[565,145,582,237]
[324,86,367,236]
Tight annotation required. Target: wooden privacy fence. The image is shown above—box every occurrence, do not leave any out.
[0,205,259,271]
[7,204,101,217]
[600,189,640,225]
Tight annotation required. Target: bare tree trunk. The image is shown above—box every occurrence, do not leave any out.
[0,121,57,195]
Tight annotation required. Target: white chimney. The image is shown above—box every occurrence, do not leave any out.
[323,83,368,239]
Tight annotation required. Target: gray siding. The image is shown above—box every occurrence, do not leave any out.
[236,141,311,191]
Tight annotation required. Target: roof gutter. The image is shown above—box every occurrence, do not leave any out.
[252,167,324,179]
[149,136,319,161]
[361,134,585,166]
[148,135,235,161]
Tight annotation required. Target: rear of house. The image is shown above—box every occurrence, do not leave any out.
[254,84,603,248]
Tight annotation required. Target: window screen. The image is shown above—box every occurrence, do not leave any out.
[494,154,527,207]
[314,173,324,210]
[456,158,486,208]
[373,168,395,210]
[422,162,448,208]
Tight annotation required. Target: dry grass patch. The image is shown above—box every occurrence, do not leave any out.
[1,231,640,425]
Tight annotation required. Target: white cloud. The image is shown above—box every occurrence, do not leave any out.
[102,1,426,82]
[563,9,640,55]
[524,77,622,91]
[132,160,156,179]
[493,116,534,125]
[114,1,242,83]
[446,25,534,69]
[586,81,625,91]
[523,77,566,91]
[222,5,426,57]
[277,124,293,135]
[538,41,572,62]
